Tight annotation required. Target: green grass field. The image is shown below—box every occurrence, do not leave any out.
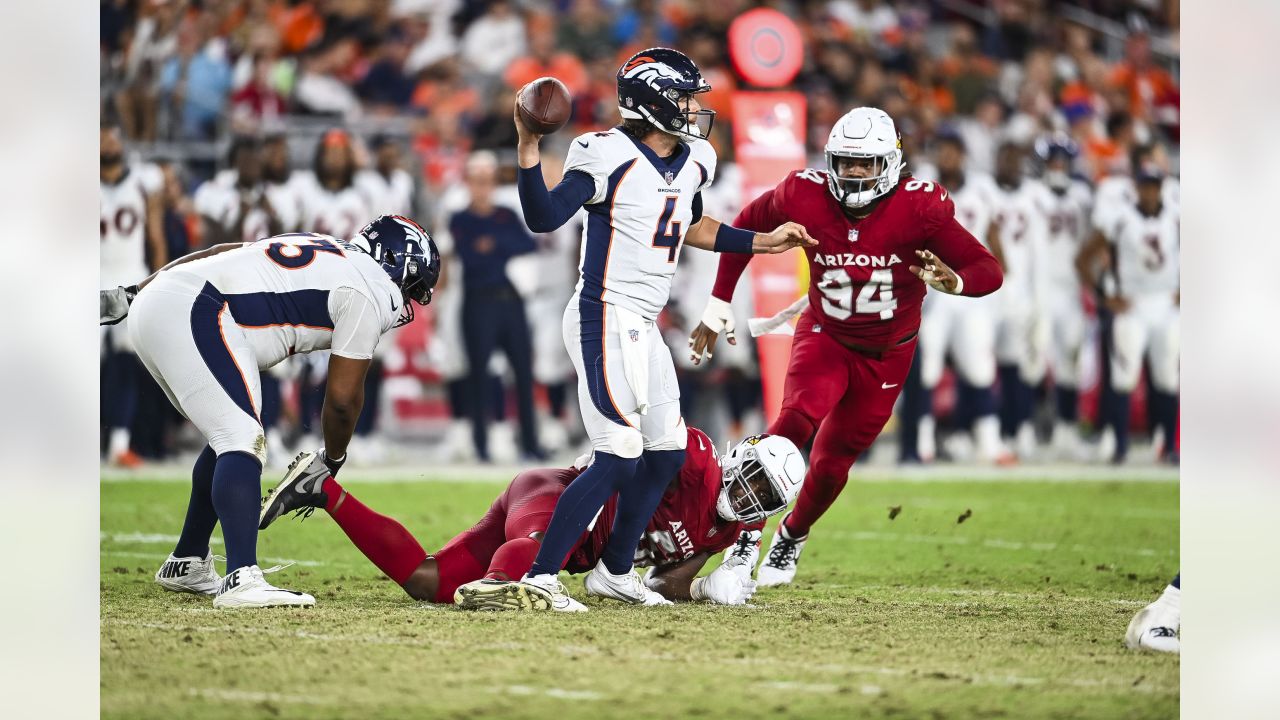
[102,471,1179,719]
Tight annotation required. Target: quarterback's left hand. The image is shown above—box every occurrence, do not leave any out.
[100,285,138,325]
[691,555,758,605]
[910,250,963,294]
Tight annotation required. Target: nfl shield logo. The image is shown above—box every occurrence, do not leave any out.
[663,170,676,185]
[848,228,859,243]
[628,329,640,342]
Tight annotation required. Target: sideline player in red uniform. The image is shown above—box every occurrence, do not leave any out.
[257,428,803,611]
[688,108,1004,586]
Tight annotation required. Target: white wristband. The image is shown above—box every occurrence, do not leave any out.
[700,296,734,334]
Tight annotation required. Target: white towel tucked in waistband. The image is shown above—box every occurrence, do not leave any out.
[611,303,651,416]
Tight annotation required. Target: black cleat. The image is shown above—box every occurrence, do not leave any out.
[259,451,331,530]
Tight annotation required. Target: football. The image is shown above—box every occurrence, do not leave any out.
[517,77,572,136]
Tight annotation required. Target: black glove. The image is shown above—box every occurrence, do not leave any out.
[321,449,347,476]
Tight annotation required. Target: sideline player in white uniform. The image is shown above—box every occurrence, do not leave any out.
[99,216,440,608]
[1035,137,1094,457]
[991,141,1053,459]
[101,123,167,467]
[1077,167,1179,463]
[913,132,1006,463]
[295,129,372,241]
[194,136,289,244]
[356,135,417,217]
[494,48,813,611]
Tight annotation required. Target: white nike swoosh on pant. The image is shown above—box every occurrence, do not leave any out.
[882,383,898,389]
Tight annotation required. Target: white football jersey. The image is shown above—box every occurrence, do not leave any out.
[913,165,998,245]
[194,171,300,243]
[566,128,717,320]
[1043,180,1093,290]
[356,168,415,217]
[101,163,162,287]
[992,178,1054,303]
[1092,175,1179,236]
[1102,202,1179,298]
[168,232,402,367]
[292,171,371,240]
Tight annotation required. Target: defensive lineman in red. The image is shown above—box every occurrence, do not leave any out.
[258,427,803,609]
[689,107,1004,586]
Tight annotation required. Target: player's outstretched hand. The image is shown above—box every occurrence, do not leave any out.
[688,297,736,365]
[755,222,817,254]
[692,554,758,605]
[910,249,963,294]
[100,285,138,325]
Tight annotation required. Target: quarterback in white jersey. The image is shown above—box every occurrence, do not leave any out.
[913,133,1005,462]
[294,129,371,240]
[1078,169,1179,463]
[1035,138,1094,455]
[495,48,812,613]
[99,216,440,608]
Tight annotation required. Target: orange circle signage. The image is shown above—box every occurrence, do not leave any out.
[728,8,805,88]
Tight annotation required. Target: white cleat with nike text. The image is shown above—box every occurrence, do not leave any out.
[584,560,673,606]
[154,552,222,596]
[212,565,315,609]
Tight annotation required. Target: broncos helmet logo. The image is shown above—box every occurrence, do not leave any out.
[622,61,687,93]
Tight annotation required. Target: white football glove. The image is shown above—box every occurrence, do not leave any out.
[690,554,758,605]
[100,285,138,326]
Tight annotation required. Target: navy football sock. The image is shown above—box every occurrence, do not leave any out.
[997,364,1021,438]
[1171,573,1180,589]
[174,445,219,558]
[601,449,686,574]
[527,451,639,577]
[1111,392,1132,461]
[1055,386,1079,423]
[211,451,263,572]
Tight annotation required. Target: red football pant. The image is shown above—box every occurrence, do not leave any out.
[430,471,564,603]
[769,312,916,537]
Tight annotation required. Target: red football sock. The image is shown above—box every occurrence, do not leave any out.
[485,537,541,582]
[323,477,426,585]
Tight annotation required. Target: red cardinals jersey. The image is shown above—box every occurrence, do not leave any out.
[563,426,743,572]
[713,169,1003,347]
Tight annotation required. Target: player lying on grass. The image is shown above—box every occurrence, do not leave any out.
[259,428,803,611]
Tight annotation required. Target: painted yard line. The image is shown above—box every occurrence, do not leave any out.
[496,685,604,701]
[101,549,327,568]
[104,619,1171,695]
[832,585,1148,606]
[820,529,1177,557]
[188,688,325,706]
[102,463,1178,484]
[102,532,222,545]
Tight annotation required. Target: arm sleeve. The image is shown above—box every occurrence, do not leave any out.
[709,187,781,302]
[516,165,595,233]
[925,214,1004,297]
[329,287,384,360]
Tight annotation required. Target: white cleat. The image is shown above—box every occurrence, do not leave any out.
[212,565,315,609]
[455,578,553,611]
[756,520,807,587]
[154,552,222,596]
[1125,588,1180,654]
[723,529,762,582]
[584,561,673,606]
[519,573,588,612]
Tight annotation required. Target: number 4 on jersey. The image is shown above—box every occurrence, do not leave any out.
[651,196,682,262]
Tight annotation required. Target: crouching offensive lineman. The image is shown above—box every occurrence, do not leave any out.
[99,216,440,608]
[258,428,803,610]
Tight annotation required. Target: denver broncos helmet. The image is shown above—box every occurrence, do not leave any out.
[617,48,714,140]
[352,215,441,327]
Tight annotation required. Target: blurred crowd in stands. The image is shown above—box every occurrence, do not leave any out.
[99,0,1179,468]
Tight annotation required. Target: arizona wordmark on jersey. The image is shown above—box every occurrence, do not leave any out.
[164,232,403,368]
[568,128,717,320]
[101,164,162,287]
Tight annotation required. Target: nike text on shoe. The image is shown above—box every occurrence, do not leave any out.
[756,520,808,587]
[213,565,315,609]
[154,552,222,596]
[518,573,588,612]
[724,529,763,581]
[584,560,673,606]
[259,451,330,530]
[1125,599,1180,654]
[455,579,552,611]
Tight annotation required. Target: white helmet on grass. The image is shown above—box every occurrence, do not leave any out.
[716,435,805,524]
[825,107,904,209]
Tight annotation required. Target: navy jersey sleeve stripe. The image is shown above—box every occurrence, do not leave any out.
[580,158,638,301]
[224,289,334,330]
[190,283,262,424]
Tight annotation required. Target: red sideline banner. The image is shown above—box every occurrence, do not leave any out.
[731,91,808,422]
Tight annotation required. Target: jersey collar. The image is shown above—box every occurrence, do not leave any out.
[618,126,690,178]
